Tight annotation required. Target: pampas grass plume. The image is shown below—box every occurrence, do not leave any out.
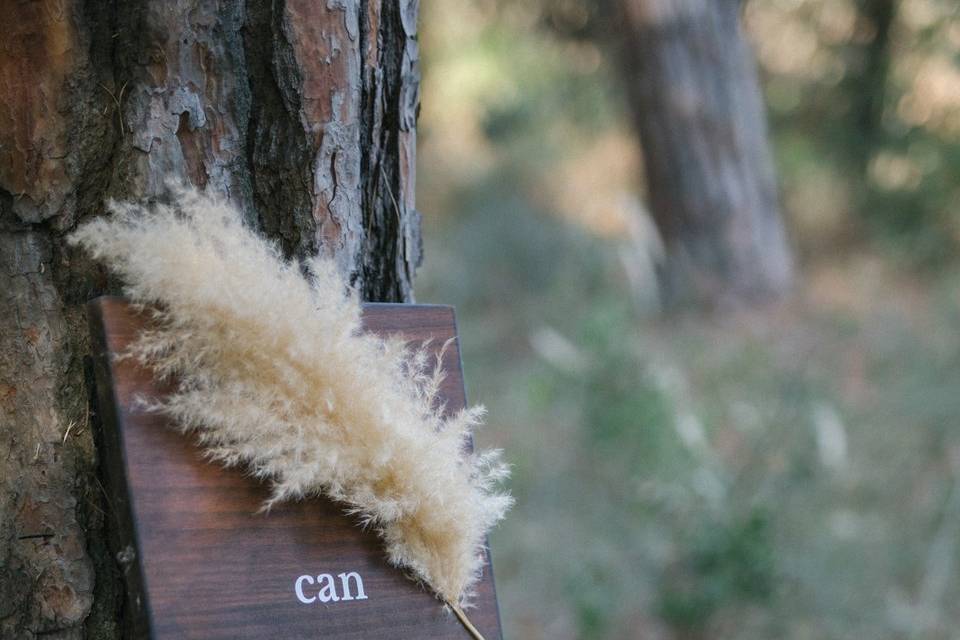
[70,187,512,607]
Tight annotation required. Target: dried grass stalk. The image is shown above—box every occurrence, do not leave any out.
[71,187,511,607]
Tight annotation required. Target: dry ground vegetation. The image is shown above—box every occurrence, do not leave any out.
[417,0,960,637]
[421,204,960,640]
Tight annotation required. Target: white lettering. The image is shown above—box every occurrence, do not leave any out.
[317,573,340,603]
[337,571,368,601]
[295,570,368,603]
[295,575,316,604]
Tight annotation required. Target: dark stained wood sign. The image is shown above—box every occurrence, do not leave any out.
[88,297,503,639]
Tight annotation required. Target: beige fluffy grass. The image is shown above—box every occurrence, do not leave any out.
[71,187,511,607]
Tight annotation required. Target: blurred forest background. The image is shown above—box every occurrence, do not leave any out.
[414,0,960,638]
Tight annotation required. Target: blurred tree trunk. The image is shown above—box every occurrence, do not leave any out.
[613,0,793,308]
[0,1,420,637]
[847,0,897,176]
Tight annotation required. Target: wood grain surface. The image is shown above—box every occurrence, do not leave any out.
[87,297,502,639]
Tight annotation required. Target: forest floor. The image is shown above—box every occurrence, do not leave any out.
[419,210,960,639]
[414,1,960,635]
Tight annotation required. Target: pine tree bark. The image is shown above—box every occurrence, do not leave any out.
[614,0,793,308]
[0,1,421,637]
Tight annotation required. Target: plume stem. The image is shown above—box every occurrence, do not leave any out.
[448,601,487,640]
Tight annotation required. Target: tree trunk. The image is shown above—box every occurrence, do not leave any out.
[0,1,421,637]
[614,0,793,308]
[850,0,896,172]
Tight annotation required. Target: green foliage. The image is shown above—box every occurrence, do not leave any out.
[659,509,775,631]
[418,0,960,637]
[756,0,960,263]
[422,176,960,636]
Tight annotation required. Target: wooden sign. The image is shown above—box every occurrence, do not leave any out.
[88,297,503,639]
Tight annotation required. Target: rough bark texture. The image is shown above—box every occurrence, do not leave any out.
[615,0,793,308]
[0,1,421,637]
